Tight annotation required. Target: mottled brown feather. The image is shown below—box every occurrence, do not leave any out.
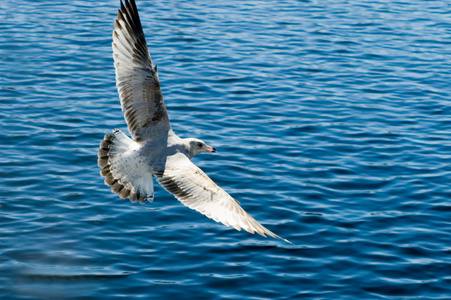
[112,0,171,141]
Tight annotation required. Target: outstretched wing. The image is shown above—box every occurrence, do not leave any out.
[157,153,290,243]
[113,0,171,141]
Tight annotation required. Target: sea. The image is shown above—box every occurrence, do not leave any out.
[1,0,451,299]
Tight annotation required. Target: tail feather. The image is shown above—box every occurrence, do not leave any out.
[97,129,154,204]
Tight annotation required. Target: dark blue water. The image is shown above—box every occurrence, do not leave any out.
[2,0,451,298]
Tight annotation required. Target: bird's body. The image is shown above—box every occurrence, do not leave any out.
[98,0,289,243]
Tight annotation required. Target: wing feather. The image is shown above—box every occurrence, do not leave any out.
[158,154,290,243]
[113,0,171,141]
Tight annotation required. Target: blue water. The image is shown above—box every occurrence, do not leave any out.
[2,0,451,298]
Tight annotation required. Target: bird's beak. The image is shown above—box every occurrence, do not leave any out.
[206,146,216,153]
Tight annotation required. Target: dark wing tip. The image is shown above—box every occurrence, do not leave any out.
[124,0,145,37]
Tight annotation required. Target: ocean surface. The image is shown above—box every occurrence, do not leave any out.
[1,0,451,299]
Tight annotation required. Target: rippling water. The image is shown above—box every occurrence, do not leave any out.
[2,0,451,298]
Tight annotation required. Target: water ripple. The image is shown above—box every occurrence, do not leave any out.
[2,0,451,299]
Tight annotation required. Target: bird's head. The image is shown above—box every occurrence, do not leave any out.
[185,138,216,158]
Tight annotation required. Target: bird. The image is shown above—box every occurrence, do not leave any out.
[98,0,290,243]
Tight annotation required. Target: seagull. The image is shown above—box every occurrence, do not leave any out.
[98,0,290,243]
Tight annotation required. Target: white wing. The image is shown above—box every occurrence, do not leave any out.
[112,0,171,142]
[157,153,290,243]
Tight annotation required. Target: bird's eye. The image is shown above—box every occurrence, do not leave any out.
[197,142,203,147]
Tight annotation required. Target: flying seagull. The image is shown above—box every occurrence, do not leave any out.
[98,0,290,243]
